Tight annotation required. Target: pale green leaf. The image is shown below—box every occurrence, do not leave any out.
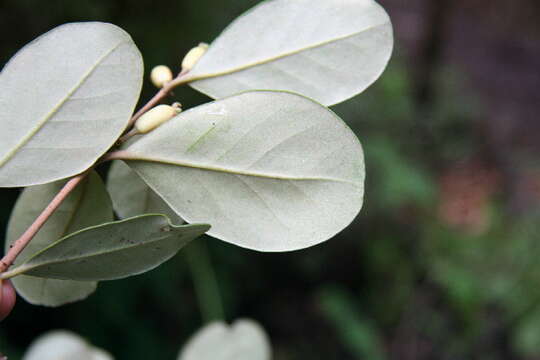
[0,22,143,187]
[107,160,183,223]
[5,215,209,281]
[23,330,113,360]
[120,91,364,251]
[186,0,393,106]
[5,171,112,306]
[178,319,271,360]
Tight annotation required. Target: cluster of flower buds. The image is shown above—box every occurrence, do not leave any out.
[140,42,209,135]
[149,42,209,88]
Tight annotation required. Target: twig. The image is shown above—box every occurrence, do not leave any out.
[0,73,191,274]
[117,128,140,144]
[126,72,192,129]
[98,150,131,163]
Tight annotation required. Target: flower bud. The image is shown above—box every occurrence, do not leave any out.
[135,104,181,134]
[150,65,173,88]
[181,42,209,72]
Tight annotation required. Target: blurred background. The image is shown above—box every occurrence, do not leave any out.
[1,0,540,358]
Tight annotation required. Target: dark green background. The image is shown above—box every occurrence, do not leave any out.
[1,0,540,359]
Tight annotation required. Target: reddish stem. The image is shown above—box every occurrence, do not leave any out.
[126,72,191,129]
[127,87,170,128]
[0,173,86,273]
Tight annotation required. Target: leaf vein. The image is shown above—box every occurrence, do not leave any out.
[0,40,129,167]
[119,151,360,186]
[234,175,290,231]
[188,21,389,81]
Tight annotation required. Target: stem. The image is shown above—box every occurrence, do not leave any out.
[185,239,225,322]
[126,73,192,129]
[117,128,140,144]
[128,87,169,128]
[98,150,130,164]
[0,173,87,273]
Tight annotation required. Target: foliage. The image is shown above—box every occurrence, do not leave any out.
[0,0,394,357]
[1,0,538,358]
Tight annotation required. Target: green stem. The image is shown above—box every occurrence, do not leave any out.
[185,239,225,322]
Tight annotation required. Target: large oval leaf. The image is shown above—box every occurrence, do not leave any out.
[5,215,209,281]
[0,22,143,187]
[179,319,271,360]
[186,0,393,106]
[107,160,183,223]
[120,91,364,251]
[5,172,113,306]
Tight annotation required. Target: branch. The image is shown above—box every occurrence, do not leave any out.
[126,72,192,129]
[0,173,87,273]
[0,73,192,274]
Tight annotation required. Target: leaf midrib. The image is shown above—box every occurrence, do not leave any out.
[0,40,128,167]
[20,230,192,275]
[187,21,389,82]
[118,151,362,187]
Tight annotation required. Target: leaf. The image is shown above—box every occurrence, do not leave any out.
[0,22,143,187]
[185,0,393,106]
[120,91,364,251]
[5,171,112,306]
[23,330,113,360]
[107,160,183,223]
[5,215,209,281]
[178,319,271,360]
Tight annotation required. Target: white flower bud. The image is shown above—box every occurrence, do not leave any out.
[181,42,209,72]
[135,104,181,134]
[150,65,173,88]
